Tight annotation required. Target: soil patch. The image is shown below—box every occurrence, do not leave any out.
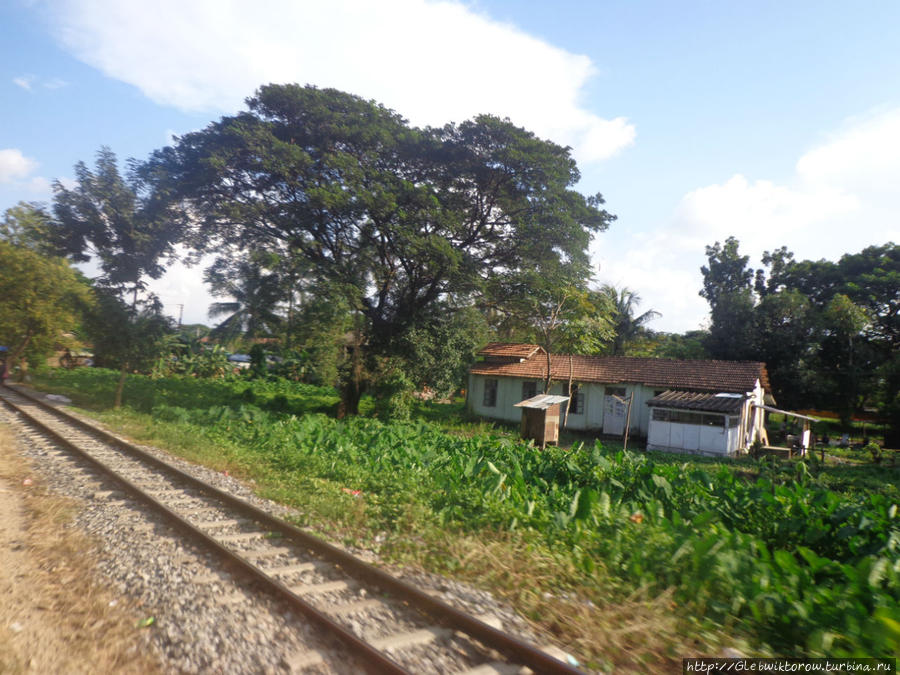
[0,424,160,674]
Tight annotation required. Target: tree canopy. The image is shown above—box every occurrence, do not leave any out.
[0,240,93,376]
[51,148,182,406]
[699,237,899,441]
[1,201,58,255]
[52,147,184,297]
[145,84,614,410]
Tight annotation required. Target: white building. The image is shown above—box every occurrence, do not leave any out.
[467,343,772,455]
[645,389,767,457]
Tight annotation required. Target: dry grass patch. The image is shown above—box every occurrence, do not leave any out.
[0,424,161,674]
[391,530,724,672]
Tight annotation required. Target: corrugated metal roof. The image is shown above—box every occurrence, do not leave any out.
[646,390,746,413]
[470,345,770,394]
[513,394,570,410]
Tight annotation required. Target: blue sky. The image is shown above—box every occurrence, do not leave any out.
[2,0,899,331]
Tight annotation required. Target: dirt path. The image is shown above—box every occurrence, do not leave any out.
[0,424,160,674]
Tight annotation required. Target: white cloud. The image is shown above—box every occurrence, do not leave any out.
[675,175,859,254]
[595,230,709,333]
[43,77,68,90]
[25,176,53,195]
[12,75,35,91]
[0,149,39,183]
[12,74,68,91]
[145,255,218,326]
[796,108,900,194]
[598,108,900,334]
[46,0,634,163]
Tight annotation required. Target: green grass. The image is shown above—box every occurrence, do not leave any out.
[27,369,900,667]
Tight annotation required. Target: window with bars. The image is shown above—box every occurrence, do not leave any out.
[565,383,585,415]
[651,408,726,428]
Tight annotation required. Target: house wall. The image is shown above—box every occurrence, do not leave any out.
[468,373,527,423]
[647,408,743,456]
[551,381,660,435]
[646,411,742,456]
[468,374,659,436]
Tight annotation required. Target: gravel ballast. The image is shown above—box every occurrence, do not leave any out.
[0,389,557,674]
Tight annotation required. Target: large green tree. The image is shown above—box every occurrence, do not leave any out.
[52,147,183,406]
[53,147,182,296]
[0,241,93,377]
[765,244,899,435]
[753,289,816,408]
[699,237,899,441]
[700,236,754,309]
[769,243,899,349]
[817,294,874,428]
[700,237,757,361]
[146,84,613,413]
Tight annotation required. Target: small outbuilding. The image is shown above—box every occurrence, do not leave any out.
[646,390,752,457]
[514,394,570,448]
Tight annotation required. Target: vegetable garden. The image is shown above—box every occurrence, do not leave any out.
[27,369,900,668]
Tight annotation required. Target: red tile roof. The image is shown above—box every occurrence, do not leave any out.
[470,344,770,394]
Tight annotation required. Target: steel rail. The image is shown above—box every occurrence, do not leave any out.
[2,384,584,675]
[0,385,408,674]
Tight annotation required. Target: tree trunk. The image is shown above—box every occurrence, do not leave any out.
[543,348,552,394]
[286,287,294,351]
[337,315,365,418]
[114,365,128,409]
[9,333,33,382]
[337,350,364,417]
[337,379,363,418]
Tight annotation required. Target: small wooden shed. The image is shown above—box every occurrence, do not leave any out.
[515,394,570,448]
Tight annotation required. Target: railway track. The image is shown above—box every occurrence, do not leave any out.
[0,384,584,675]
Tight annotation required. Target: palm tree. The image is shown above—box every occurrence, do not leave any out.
[600,284,661,356]
[205,258,283,341]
